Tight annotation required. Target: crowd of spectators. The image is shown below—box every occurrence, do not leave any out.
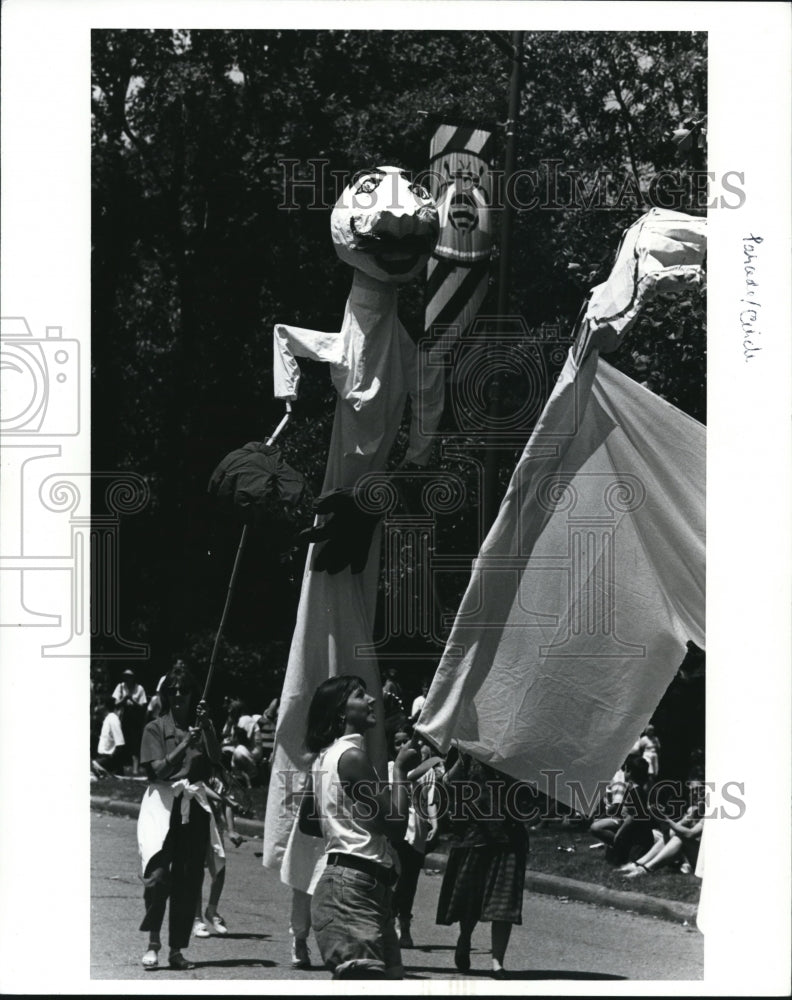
[91,662,281,792]
[588,732,705,883]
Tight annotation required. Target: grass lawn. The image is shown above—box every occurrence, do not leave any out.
[522,819,700,905]
[93,774,701,907]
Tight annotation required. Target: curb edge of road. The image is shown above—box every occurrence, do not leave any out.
[92,795,698,927]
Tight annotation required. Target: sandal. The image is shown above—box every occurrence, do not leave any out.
[168,951,195,970]
[204,910,228,935]
[624,863,649,879]
[141,946,160,970]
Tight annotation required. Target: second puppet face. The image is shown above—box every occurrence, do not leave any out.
[331,165,439,284]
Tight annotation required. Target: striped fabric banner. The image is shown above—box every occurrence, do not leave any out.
[424,122,495,341]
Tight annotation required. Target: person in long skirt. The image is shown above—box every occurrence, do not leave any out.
[435,751,529,979]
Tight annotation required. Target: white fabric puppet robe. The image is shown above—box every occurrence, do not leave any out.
[262,268,439,882]
[417,346,705,811]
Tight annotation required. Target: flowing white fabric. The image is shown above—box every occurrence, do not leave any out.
[264,269,439,883]
[137,779,225,874]
[416,348,705,810]
[575,207,706,359]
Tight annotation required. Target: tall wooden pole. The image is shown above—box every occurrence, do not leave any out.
[483,30,524,531]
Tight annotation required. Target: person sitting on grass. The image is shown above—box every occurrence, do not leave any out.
[92,695,126,776]
[113,667,148,776]
[619,781,706,878]
[588,754,656,865]
[220,698,263,789]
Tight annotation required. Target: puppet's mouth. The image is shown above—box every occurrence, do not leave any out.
[372,249,423,275]
[349,214,439,269]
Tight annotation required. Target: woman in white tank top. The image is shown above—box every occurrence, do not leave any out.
[304,674,419,979]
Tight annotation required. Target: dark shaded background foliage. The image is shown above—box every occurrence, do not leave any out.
[92,29,705,755]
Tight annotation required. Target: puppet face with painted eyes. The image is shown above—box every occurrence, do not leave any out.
[331,165,440,284]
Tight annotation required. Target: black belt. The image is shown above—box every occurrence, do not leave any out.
[326,852,397,887]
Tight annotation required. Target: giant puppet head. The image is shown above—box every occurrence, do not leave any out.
[330,165,440,283]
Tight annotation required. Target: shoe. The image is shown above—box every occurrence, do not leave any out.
[193,920,210,938]
[617,863,639,875]
[624,864,649,879]
[398,920,414,949]
[454,938,471,973]
[491,967,507,980]
[141,947,159,970]
[680,861,693,874]
[168,951,195,970]
[204,910,228,935]
[291,937,311,969]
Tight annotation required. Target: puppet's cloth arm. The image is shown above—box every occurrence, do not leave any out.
[273,324,347,400]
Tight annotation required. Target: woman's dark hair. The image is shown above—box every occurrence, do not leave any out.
[159,663,199,716]
[305,674,366,754]
[625,754,649,783]
[226,698,245,721]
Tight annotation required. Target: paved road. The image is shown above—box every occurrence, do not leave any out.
[91,811,703,982]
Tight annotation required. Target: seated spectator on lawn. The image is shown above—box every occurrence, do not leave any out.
[592,751,639,823]
[218,699,263,788]
[113,668,148,775]
[93,695,126,775]
[146,689,164,722]
[620,780,706,878]
[221,699,249,746]
[588,755,655,865]
[237,709,261,743]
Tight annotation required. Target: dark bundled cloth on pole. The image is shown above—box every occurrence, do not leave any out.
[208,441,306,525]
